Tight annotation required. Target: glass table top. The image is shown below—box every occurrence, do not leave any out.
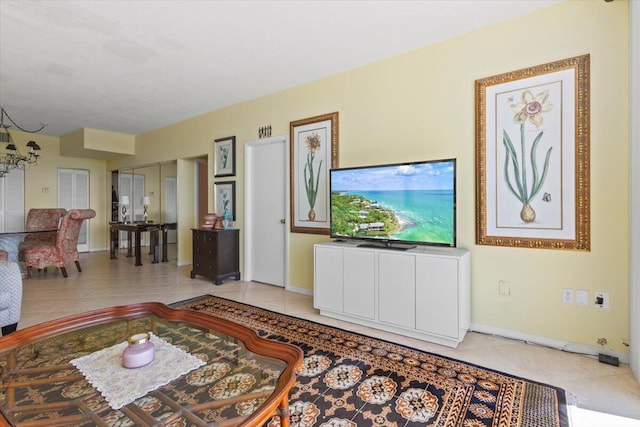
[0,305,299,426]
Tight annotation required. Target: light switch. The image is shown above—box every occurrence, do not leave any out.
[576,290,589,307]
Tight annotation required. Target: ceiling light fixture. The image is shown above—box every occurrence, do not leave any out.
[0,106,45,177]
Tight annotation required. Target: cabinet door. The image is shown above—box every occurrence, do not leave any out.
[314,246,343,312]
[343,248,375,319]
[378,252,415,329]
[415,256,459,338]
[217,230,239,275]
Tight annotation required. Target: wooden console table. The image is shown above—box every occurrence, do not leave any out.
[109,222,160,266]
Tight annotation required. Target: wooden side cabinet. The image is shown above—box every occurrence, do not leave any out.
[191,229,240,285]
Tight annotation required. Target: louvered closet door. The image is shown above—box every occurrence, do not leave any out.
[58,168,90,252]
[0,166,25,232]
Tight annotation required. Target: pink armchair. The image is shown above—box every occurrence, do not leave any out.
[20,209,96,279]
[19,208,67,251]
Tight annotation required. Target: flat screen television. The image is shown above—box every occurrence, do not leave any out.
[330,158,456,249]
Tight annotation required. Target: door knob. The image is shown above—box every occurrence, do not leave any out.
[280,218,286,224]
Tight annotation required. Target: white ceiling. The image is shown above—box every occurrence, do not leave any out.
[0,0,563,137]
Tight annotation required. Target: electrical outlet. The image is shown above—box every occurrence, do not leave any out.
[561,288,574,304]
[498,280,510,296]
[575,290,589,307]
[42,187,50,193]
[594,292,609,309]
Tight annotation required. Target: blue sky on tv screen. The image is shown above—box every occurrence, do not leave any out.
[331,161,454,192]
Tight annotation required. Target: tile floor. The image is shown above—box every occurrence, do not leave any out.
[11,249,640,426]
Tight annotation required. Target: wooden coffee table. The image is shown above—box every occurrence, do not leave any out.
[0,303,302,426]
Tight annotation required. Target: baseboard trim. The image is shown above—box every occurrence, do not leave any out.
[285,283,313,296]
[469,323,630,365]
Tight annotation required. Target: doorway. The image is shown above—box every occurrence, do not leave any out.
[244,135,288,287]
[196,157,208,227]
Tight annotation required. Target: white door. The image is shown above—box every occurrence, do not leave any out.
[245,135,287,287]
[0,166,25,232]
[0,168,25,262]
[58,168,90,252]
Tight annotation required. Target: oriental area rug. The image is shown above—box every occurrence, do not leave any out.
[172,295,569,427]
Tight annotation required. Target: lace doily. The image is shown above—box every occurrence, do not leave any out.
[70,334,205,409]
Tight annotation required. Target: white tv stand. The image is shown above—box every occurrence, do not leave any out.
[313,241,470,348]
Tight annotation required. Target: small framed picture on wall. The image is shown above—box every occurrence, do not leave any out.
[214,181,236,220]
[214,136,236,177]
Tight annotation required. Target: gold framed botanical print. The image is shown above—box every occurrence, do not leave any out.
[475,55,590,250]
[289,112,339,234]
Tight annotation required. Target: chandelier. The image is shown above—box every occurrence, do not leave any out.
[0,106,45,177]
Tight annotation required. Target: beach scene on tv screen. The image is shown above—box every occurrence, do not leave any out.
[331,161,455,245]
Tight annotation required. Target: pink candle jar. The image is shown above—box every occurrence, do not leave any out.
[122,332,155,369]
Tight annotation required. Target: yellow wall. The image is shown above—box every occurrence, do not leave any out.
[24,0,629,353]
[60,128,135,158]
[176,158,195,264]
[13,130,109,250]
[82,128,135,154]
[159,161,177,222]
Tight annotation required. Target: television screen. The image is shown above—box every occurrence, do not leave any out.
[330,159,456,248]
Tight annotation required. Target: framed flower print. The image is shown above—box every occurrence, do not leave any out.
[475,55,590,250]
[214,136,236,178]
[289,112,339,234]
